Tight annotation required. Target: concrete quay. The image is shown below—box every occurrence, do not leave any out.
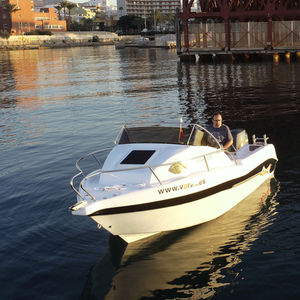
[0,32,119,50]
[0,32,177,51]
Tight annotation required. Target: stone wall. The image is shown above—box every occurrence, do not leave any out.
[0,32,119,50]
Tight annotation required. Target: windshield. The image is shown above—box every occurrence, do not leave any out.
[187,125,222,148]
[116,124,221,148]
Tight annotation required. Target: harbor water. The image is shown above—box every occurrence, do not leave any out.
[0,46,300,300]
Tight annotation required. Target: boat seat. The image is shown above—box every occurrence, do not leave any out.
[231,129,249,151]
[192,129,205,146]
[118,128,132,144]
[192,129,216,147]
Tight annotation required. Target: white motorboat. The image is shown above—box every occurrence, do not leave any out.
[70,124,278,243]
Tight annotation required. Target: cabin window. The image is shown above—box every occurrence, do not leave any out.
[121,150,155,165]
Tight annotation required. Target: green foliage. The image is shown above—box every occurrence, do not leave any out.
[69,19,93,31]
[0,30,10,39]
[117,15,144,33]
[69,21,82,31]
[24,30,53,36]
[165,13,175,26]
[2,3,19,14]
[66,2,77,15]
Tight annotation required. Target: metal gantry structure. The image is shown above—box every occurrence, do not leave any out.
[177,0,300,56]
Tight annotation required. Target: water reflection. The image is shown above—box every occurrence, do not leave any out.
[176,61,300,125]
[81,178,279,299]
[0,47,124,149]
[0,52,17,109]
[117,48,178,99]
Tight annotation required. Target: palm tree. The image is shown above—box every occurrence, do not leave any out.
[152,9,163,31]
[165,13,175,31]
[66,2,76,29]
[67,2,77,19]
[55,5,62,20]
[60,0,69,20]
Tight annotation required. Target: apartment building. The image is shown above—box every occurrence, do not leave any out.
[0,0,66,35]
[117,0,181,19]
[34,8,66,31]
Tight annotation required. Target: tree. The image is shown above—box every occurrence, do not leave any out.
[2,3,19,14]
[165,13,175,30]
[69,18,93,31]
[55,5,62,20]
[66,2,77,29]
[82,18,93,31]
[60,0,68,20]
[117,15,144,33]
[67,2,76,18]
[150,10,163,31]
[1,3,19,35]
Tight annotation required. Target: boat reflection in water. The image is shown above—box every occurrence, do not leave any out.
[81,178,279,299]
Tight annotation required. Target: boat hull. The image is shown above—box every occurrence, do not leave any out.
[90,166,275,243]
[70,127,278,244]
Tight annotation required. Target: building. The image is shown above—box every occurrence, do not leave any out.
[69,5,96,23]
[92,8,118,29]
[69,2,117,29]
[117,0,181,19]
[0,0,66,35]
[82,0,108,7]
[35,8,66,32]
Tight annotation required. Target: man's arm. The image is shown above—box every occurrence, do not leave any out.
[223,139,233,150]
[223,125,233,150]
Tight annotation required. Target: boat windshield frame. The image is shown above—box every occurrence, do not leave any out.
[114,124,222,149]
[187,124,222,149]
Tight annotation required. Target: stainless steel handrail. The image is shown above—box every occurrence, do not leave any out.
[70,172,86,201]
[70,145,237,202]
[75,147,114,176]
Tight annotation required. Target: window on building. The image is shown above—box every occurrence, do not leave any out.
[35,17,50,21]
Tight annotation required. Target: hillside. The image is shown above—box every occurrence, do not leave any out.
[34,0,81,7]
[34,0,59,7]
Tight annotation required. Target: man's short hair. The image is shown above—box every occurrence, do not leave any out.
[212,112,222,118]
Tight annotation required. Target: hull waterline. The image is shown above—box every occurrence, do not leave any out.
[90,167,275,243]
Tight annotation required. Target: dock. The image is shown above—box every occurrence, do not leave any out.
[176,1,300,62]
[179,48,300,63]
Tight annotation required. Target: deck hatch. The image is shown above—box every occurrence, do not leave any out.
[121,150,155,164]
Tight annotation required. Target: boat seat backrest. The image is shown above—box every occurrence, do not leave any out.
[192,129,205,146]
[231,129,249,151]
[119,128,132,144]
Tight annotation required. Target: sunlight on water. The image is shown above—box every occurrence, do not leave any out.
[0,46,300,300]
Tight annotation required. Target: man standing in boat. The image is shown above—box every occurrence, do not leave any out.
[206,112,233,150]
